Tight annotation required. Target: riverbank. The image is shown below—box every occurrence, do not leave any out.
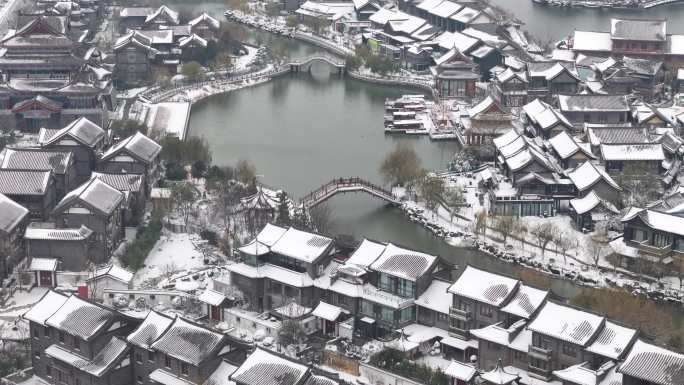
[534,0,683,10]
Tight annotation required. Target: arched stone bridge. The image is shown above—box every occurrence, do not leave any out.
[300,177,400,209]
[289,55,346,74]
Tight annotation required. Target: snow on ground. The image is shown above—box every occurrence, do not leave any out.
[231,45,259,71]
[0,287,48,318]
[407,171,682,293]
[133,232,206,285]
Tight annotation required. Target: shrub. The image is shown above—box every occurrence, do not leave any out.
[121,211,163,271]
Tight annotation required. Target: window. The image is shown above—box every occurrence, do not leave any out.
[45,328,51,339]
[149,295,156,300]
[58,331,65,343]
[148,351,155,362]
[108,293,114,298]
[381,307,394,322]
[396,279,415,298]
[57,370,64,383]
[437,313,448,322]
[562,343,577,357]
[34,351,40,359]
[181,362,189,376]
[73,338,80,351]
[479,305,493,317]
[399,307,415,323]
[378,273,394,292]
[165,355,172,369]
[135,352,143,364]
[33,328,39,339]
[46,366,51,377]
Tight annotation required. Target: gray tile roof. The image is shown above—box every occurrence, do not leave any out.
[0,170,51,196]
[0,193,28,234]
[587,127,649,145]
[101,132,161,165]
[45,294,117,340]
[91,172,143,193]
[127,311,174,349]
[231,348,308,385]
[619,340,684,385]
[558,95,629,112]
[150,317,225,365]
[611,18,666,42]
[45,336,130,377]
[54,178,123,216]
[40,117,105,148]
[24,225,93,241]
[0,148,72,175]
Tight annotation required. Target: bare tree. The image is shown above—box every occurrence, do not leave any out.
[555,231,575,266]
[514,219,528,251]
[171,183,198,231]
[379,143,425,187]
[420,175,445,215]
[493,216,515,245]
[309,203,336,234]
[445,187,464,223]
[531,223,556,259]
[475,210,488,238]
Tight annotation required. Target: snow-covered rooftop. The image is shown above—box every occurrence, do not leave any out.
[415,279,451,314]
[435,31,479,53]
[481,360,520,385]
[55,178,124,216]
[45,294,117,340]
[500,284,548,319]
[369,243,437,281]
[493,129,520,149]
[22,290,68,325]
[573,31,612,52]
[89,264,134,285]
[599,144,665,161]
[470,320,526,347]
[45,336,129,377]
[558,94,629,112]
[586,321,637,360]
[24,226,93,241]
[549,131,593,160]
[127,310,173,349]
[448,266,519,307]
[270,227,333,263]
[621,208,684,237]
[444,360,477,381]
[151,316,224,366]
[346,238,386,268]
[523,98,572,131]
[312,301,346,321]
[0,192,28,234]
[29,258,58,271]
[101,131,161,165]
[527,302,605,346]
[619,340,684,385]
[553,362,616,385]
[231,348,308,385]
[198,289,226,307]
[567,161,621,192]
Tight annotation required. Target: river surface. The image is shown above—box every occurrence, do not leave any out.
[187,31,583,297]
[488,0,684,41]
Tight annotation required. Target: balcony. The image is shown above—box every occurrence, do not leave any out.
[626,239,672,257]
[528,345,552,360]
[527,364,552,381]
[449,307,471,321]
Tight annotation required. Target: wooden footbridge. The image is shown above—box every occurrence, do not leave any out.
[300,177,400,208]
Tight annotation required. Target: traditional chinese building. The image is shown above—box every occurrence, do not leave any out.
[0,17,111,131]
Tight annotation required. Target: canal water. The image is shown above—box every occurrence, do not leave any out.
[188,31,583,297]
[488,0,684,42]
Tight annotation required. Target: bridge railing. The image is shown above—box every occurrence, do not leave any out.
[300,177,396,206]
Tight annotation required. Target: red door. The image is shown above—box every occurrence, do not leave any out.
[210,305,221,321]
[39,271,53,287]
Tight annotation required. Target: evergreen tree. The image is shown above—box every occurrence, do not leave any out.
[276,191,291,226]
